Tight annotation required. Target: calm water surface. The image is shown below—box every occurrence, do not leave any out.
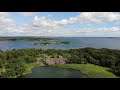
[0,37,120,51]
[19,67,86,78]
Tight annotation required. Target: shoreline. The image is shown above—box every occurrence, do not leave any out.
[51,64,120,78]
[9,63,41,78]
[18,63,120,78]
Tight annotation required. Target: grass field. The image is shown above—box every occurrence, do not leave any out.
[22,63,41,76]
[52,64,119,78]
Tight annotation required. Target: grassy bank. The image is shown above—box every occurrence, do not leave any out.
[22,63,41,76]
[52,64,119,78]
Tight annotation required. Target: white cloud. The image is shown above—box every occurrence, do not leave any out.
[75,27,120,34]
[0,17,15,27]
[19,12,35,16]
[63,12,120,24]
[30,13,120,36]
[1,23,120,37]
[32,12,120,28]
[0,12,11,17]
[1,12,120,37]
[75,30,94,33]
[33,16,57,27]
[99,27,120,32]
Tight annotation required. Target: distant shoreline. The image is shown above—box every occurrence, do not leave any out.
[0,36,120,38]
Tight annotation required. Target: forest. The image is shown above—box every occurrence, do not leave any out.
[0,37,55,41]
[0,47,120,78]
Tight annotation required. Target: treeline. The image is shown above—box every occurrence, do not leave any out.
[0,49,41,77]
[0,37,55,41]
[65,48,120,76]
[39,48,120,76]
[0,47,120,77]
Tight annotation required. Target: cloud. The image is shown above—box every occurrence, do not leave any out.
[65,12,120,24]
[0,17,15,27]
[75,30,94,33]
[32,16,76,27]
[33,12,120,28]
[71,12,120,24]
[30,13,120,36]
[0,24,33,36]
[0,12,15,27]
[99,27,120,32]
[0,12,11,17]
[19,12,35,16]
[75,27,120,34]
[1,23,120,37]
[1,12,120,37]
[33,16,57,27]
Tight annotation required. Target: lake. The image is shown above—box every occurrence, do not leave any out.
[0,37,120,51]
[19,67,86,78]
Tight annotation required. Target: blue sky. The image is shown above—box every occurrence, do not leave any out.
[9,12,80,25]
[0,12,120,37]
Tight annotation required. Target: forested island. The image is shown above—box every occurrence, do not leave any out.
[56,41,70,45]
[0,37,55,41]
[33,41,70,45]
[0,37,70,45]
[0,47,120,78]
[33,42,50,45]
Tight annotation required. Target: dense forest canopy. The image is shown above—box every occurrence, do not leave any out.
[0,47,120,77]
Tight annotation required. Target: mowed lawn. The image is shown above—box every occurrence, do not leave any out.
[52,64,119,78]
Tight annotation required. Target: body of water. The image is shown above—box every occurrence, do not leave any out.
[19,67,86,78]
[0,37,120,51]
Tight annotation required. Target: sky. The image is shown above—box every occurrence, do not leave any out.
[0,12,120,37]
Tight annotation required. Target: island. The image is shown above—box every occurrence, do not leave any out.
[33,40,70,45]
[0,37,70,46]
[0,37,55,41]
[34,42,50,45]
[56,41,70,45]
